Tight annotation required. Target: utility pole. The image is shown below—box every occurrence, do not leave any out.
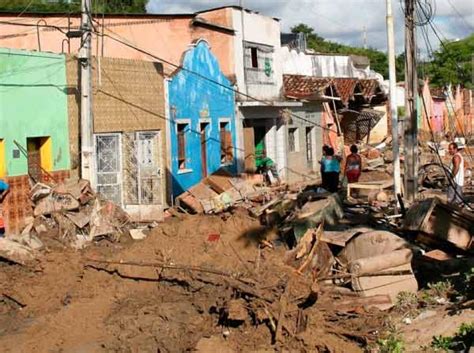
[404,0,418,203]
[386,0,401,206]
[80,0,94,183]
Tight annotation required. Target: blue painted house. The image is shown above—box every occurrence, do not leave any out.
[168,40,237,197]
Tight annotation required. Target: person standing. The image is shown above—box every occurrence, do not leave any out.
[319,145,330,190]
[322,147,341,192]
[344,145,362,183]
[447,142,464,206]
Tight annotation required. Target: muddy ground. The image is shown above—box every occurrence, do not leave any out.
[0,207,471,353]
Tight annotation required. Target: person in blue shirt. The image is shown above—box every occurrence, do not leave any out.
[0,179,8,202]
[321,147,340,192]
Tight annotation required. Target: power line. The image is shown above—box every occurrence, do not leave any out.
[445,0,474,32]
[97,31,338,133]
[0,18,342,132]
[416,10,474,164]
[16,0,35,18]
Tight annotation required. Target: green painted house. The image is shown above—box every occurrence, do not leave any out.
[0,48,70,179]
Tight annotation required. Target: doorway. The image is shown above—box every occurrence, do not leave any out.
[254,126,267,170]
[200,122,209,178]
[26,137,52,183]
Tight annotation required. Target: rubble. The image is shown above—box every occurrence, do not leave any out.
[0,237,36,264]
[176,169,269,214]
[0,166,473,352]
[404,197,474,253]
[11,178,133,251]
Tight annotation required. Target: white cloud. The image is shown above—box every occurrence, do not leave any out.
[146,0,473,53]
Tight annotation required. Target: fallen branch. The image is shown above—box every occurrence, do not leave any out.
[1,293,26,308]
[85,259,274,302]
[85,257,241,279]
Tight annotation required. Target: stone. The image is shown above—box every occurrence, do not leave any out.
[129,229,148,240]
[0,238,35,264]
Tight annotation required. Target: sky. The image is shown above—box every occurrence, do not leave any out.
[146,0,474,55]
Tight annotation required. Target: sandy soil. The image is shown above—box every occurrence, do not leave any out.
[0,207,470,353]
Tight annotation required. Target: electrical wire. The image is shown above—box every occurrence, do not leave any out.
[415,7,473,209]
[416,0,474,162]
[15,0,35,18]
[0,17,343,133]
[96,30,337,133]
[420,91,472,210]
[445,0,474,32]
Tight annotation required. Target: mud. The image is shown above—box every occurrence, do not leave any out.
[0,207,449,353]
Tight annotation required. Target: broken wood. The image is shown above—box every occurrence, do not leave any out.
[296,223,324,275]
[275,283,289,344]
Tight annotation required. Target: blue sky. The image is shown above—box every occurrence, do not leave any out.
[146,0,473,55]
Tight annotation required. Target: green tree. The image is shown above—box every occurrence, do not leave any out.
[0,0,147,14]
[425,34,474,88]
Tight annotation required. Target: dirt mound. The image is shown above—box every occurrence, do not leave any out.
[0,207,383,353]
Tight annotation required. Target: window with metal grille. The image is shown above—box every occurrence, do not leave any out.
[177,123,187,170]
[220,122,233,164]
[288,128,299,153]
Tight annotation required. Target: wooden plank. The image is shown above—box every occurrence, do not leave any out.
[243,127,256,173]
[204,170,233,194]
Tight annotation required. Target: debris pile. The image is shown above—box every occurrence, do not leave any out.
[24,178,130,249]
[176,169,271,214]
[1,170,473,352]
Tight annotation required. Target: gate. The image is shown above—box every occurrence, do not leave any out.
[95,133,122,205]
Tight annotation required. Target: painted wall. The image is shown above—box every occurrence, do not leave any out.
[0,48,70,176]
[168,40,236,197]
[231,8,283,100]
[0,14,235,78]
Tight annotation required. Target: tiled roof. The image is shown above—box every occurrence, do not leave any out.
[359,79,379,100]
[333,78,358,106]
[283,75,381,105]
[283,75,331,99]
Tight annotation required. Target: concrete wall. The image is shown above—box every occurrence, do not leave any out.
[168,40,236,197]
[286,106,323,183]
[280,47,378,79]
[0,48,70,176]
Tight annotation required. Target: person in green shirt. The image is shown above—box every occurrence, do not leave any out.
[257,150,281,185]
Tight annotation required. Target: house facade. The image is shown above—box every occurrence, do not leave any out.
[168,40,236,197]
[66,56,168,221]
[0,48,71,233]
[0,7,306,183]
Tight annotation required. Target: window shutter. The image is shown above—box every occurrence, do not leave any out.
[178,131,186,161]
[224,131,233,161]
